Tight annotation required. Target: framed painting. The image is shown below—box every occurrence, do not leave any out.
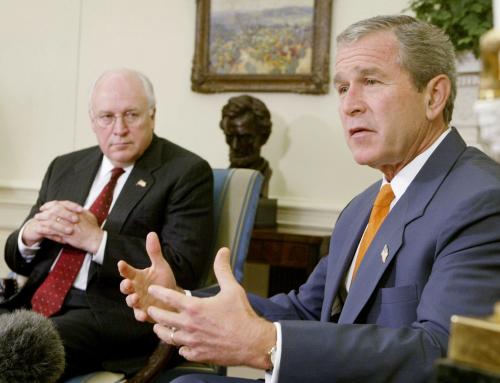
[191,0,333,94]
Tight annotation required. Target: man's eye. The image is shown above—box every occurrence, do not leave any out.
[124,111,141,123]
[336,85,348,95]
[99,114,114,123]
[365,78,378,85]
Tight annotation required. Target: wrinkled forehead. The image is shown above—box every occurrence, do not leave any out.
[334,31,400,76]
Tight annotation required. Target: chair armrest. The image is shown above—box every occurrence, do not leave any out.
[127,342,176,383]
[0,277,18,302]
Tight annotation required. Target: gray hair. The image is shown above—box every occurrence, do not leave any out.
[88,68,156,113]
[337,15,456,123]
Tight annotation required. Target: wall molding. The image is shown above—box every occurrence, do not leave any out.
[0,185,36,230]
[0,185,339,235]
[276,197,340,235]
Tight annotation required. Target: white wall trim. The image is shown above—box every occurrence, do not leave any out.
[0,180,40,191]
[0,186,37,230]
[0,186,340,235]
[276,197,340,235]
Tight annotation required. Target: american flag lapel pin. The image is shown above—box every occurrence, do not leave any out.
[381,244,389,263]
[136,179,147,188]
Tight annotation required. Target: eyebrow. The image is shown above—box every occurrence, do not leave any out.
[333,66,384,85]
[96,107,141,114]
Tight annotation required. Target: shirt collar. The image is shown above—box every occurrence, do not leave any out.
[382,128,451,203]
[100,156,134,177]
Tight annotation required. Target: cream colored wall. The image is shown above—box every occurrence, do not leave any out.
[0,0,410,276]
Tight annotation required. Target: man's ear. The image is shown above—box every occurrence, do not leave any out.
[424,74,451,121]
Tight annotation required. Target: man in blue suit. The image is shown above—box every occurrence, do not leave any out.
[119,15,500,382]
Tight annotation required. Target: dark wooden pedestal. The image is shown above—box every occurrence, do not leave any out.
[246,227,330,296]
[434,359,500,383]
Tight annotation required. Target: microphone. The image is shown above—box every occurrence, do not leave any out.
[0,310,65,383]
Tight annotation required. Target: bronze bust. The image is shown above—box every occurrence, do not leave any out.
[220,95,272,197]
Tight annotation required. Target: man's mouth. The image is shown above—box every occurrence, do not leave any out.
[349,127,372,137]
[111,142,131,148]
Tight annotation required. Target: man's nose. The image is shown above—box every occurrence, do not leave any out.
[112,116,129,135]
[341,86,366,116]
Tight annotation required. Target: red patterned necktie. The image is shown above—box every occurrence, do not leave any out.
[31,167,124,317]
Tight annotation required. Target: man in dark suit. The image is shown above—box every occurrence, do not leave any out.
[1,68,213,379]
[120,15,500,383]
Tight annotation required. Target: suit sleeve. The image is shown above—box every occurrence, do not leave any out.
[4,158,58,276]
[100,159,213,291]
[250,189,500,383]
[249,256,329,322]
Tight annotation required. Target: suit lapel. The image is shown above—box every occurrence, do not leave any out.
[321,191,374,321]
[338,199,407,323]
[104,135,163,233]
[338,128,466,324]
[63,149,102,204]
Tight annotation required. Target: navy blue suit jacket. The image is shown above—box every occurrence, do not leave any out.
[250,129,500,382]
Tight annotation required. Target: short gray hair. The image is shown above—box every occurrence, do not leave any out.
[337,15,456,123]
[88,68,156,113]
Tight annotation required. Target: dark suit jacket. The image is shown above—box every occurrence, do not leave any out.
[2,134,213,367]
[250,129,500,383]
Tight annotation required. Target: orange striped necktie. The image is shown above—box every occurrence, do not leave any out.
[352,184,395,279]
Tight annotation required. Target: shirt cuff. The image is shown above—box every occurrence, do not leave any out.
[265,322,282,383]
[18,222,40,261]
[92,230,107,265]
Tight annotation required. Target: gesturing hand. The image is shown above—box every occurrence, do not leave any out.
[146,247,276,370]
[118,232,179,322]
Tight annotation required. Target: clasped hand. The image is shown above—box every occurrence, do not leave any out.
[118,232,276,369]
[22,200,103,253]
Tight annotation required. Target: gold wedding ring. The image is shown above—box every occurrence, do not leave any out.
[170,327,177,346]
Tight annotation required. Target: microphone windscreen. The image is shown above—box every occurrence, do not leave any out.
[0,310,65,383]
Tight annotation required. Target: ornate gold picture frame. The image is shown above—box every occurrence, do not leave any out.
[191,0,332,94]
